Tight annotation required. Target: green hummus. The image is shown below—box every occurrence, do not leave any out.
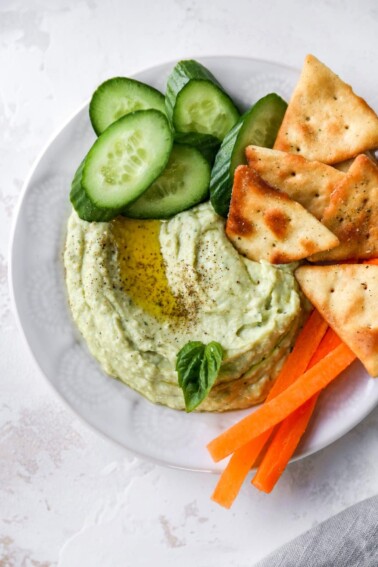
[64,202,302,411]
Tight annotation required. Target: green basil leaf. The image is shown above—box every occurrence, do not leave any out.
[176,340,223,412]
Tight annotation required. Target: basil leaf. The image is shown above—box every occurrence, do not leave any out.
[176,340,223,412]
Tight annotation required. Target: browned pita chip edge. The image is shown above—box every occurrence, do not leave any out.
[226,166,339,264]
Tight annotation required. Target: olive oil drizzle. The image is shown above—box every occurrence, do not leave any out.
[111,217,186,321]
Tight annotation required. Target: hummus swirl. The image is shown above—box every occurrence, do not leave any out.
[64,202,302,411]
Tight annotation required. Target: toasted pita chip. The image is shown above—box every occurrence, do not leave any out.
[310,154,378,262]
[296,264,378,376]
[245,145,345,219]
[225,166,339,264]
[274,54,378,164]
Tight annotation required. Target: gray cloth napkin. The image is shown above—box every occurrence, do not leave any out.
[255,495,378,567]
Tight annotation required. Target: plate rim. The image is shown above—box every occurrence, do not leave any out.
[8,54,378,474]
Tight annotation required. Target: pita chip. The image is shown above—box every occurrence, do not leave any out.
[245,145,345,219]
[296,264,378,376]
[225,166,339,264]
[310,154,378,262]
[274,54,378,164]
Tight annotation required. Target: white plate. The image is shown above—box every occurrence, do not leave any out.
[9,56,378,473]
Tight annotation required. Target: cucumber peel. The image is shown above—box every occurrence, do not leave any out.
[70,160,120,222]
[210,93,287,217]
[166,60,240,142]
[90,77,166,135]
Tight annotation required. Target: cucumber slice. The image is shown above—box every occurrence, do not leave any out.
[70,160,121,222]
[89,77,166,135]
[166,60,240,141]
[174,131,220,164]
[124,144,211,219]
[210,93,287,217]
[82,109,173,210]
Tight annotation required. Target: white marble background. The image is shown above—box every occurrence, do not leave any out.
[2,0,378,565]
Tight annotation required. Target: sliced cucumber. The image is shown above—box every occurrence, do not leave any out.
[124,144,211,219]
[210,93,287,217]
[174,131,220,164]
[166,60,240,141]
[89,77,166,135]
[70,160,120,222]
[82,109,173,210]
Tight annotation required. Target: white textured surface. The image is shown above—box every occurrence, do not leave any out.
[2,1,378,565]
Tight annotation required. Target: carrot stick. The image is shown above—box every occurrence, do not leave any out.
[267,309,328,398]
[207,344,356,462]
[213,330,342,506]
[307,327,342,366]
[363,259,378,265]
[210,310,327,508]
[252,397,318,493]
[252,328,342,493]
[211,438,267,508]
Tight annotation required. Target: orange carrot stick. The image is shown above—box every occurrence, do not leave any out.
[253,397,318,493]
[211,439,266,508]
[252,328,341,493]
[207,344,356,462]
[307,327,342,366]
[267,310,328,398]
[210,310,328,507]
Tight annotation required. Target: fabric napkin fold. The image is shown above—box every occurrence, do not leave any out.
[254,495,378,567]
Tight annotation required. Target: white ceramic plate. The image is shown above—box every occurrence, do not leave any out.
[10,56,378,473]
